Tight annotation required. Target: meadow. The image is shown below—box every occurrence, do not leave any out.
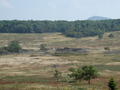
[0,32,120,90]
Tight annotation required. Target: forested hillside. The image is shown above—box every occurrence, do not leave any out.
[0,19,120,38]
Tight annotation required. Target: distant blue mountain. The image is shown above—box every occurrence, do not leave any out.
[88,16,111,20]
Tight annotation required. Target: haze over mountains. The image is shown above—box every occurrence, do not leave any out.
[88,16,111,20]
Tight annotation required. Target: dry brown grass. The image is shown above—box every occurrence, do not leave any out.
[0,32,120,89]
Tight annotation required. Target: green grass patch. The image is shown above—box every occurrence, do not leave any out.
[94,65,120,71]
[2,75,53,83]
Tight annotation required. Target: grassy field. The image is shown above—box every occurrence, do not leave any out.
[0,32,120,90]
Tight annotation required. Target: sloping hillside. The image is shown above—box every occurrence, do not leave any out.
[0,31,120,51]
[0,32,120,89]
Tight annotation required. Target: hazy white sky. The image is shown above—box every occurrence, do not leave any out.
[0,0,120,20]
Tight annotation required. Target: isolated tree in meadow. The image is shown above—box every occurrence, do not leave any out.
[69,66,98,84]
[54,69,62,82]
[81,65,98,84]
[7,41,21,53]
[108,78,117,90]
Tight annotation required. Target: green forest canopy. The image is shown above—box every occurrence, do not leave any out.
[0,19,120,38]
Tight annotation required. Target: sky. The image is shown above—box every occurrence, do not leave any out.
[0,0,120,20]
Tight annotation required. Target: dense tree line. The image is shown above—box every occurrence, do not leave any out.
[0,19,120,38]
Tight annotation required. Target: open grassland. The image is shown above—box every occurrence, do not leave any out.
[0,32,120,90]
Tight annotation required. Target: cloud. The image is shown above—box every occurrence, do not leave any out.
[0,0,13,8]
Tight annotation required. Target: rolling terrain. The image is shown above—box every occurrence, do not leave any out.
[0,32,120,90]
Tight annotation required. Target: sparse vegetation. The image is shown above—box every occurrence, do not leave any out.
[0,47,9,54]
[0,40,22,54]
[54,69,62,82]
[68,67,83,82]
[40,44,47,51]
[0,33,119,89]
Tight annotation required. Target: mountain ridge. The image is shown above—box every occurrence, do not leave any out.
[88,16,111,20]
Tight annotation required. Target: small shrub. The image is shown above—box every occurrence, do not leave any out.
[40,44,47,50]
[108,78,117,90]
[68,67,83,82]
[54,69,62,82]
[104,47,110,51]
[0,47,9,54]
[108,34,114,38]
[7,41,21,53]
